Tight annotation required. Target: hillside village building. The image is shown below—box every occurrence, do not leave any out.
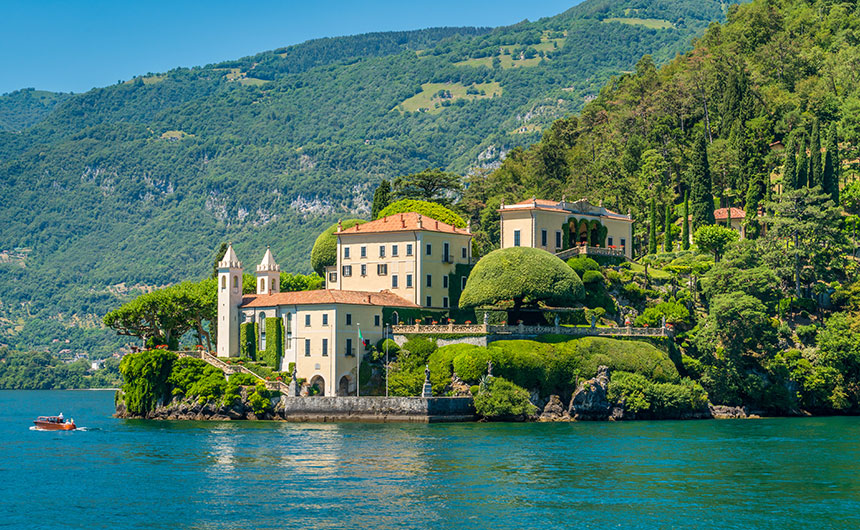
[499,198,634,259]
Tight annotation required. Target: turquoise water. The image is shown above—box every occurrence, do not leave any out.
[4,390,860,529]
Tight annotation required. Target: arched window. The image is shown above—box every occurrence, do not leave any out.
[260,278,266,292]
[232,276,238,289]
[221,276,226,290]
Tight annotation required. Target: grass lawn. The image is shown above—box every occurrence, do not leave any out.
[628,262,675,280]
[395,82,502,114]
[602,17,674,29]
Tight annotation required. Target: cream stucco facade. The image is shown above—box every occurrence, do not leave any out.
[499,198,634,259]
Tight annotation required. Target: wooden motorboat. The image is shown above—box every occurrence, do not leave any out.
[33,415,76,431]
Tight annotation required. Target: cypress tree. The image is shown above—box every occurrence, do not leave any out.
[796,134,808,188]
[823,123,839,204]
[690,130,716,230]
[663,203,674,252]
[782,134,797,192]
[809,119,822,188]
[371,179,391,219]
[648,197,657,254]
[744,174,764,239]
[726,204,732,228]
[682,191,690,250]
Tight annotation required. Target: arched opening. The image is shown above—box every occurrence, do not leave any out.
[590,222,601,246]
[260,278,266,292]
[391,311,399,325]
[578,220,589,245]
[338,375,352,396]
[232,275,239,290]
[221,276,226,290]
[310,375,325,396]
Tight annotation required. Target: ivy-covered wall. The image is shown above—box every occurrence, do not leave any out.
[261,317,283,369]
[240,322,258,360]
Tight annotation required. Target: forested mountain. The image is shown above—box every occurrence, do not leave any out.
[0,0,731,355]
[0,88,71,132]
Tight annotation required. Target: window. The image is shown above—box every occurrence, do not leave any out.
[342,265,352,277]
[406,274,413,288]
[443,242,450,261]
[260,329,266,350]
[221,276,226,289]
[360,264,367,276]
[426,274,432,287]
[233,276,238,289]
[360,246,367,258]
[461,277,467,289]
[328,272,337,283]
[260,278,266,292]
[620,238,626,250]
[426,296,432,307]
[443,275,448,288]
[443,297,449,308]
[406,243,413,256]
[426,243,432,256]
[379,245,385,258]
[392,245,399,256]
[556,231,562,249]
[514,230,521,247]
[462,247,467,259]
[305,314,311,327]
[392,275,399,288]
[374,315,380,327]
[377,264,388,276]
[322,338,328,357]
[346,313,352,326]
[305,339,311,357]
[608,237,614,247]
[322,314,329,326]
[344,247,350,259]
[346,338,353,357]
[541,229,547,247]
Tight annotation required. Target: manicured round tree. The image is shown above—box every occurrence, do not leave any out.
[377,199,466,227]
[460,247,585,312]
[310,219,366,275]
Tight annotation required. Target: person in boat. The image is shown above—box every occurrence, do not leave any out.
[58,412,64,422]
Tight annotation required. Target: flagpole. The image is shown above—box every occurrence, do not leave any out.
[356,324,360,397]
[385,325,389,397]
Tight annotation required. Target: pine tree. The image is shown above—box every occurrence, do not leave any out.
[682,191,690,250]
[649,197,658,254]
[796,134,808,188]
[371,180,391,219]
[782,134,797,192]
[690,130,716,230]
[822,123,839,204]
[663,203,674,252]
[809,119,822,188]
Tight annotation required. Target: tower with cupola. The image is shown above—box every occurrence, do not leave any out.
[255,247,280,295]
[217,244,243,358]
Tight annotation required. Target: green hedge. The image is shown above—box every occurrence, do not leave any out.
[240,322,258,360]
[310,219,366,275]
[377,199,466,227]
[261,317,283,369]
[607,371,707,417]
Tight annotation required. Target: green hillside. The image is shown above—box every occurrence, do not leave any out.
[0,88,71,131]
[0,0,731,355]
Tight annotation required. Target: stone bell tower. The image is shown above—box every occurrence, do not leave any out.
[217,244,243,358]
[255,246,280,295]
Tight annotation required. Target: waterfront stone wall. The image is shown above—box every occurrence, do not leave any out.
[392,334,488,348]
[278,396,476,422]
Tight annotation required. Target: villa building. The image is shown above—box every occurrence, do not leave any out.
[499,198,634,259]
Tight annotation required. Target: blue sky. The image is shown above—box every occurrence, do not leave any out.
[0,0,583,95]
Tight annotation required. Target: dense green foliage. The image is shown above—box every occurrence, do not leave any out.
[261,317,283,369]
[0,88,71,131]
[473,377,537,419]
[310,219,366,275]
[0,0,730,354]
[377,199,465,227]
[0,347,121,389]
[460,247,584,311]
[607,371,707,416]
[119,349,177,414]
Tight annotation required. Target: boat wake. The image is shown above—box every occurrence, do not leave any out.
[30,426,92,432]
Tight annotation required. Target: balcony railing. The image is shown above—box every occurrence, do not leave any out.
[555,245,625,261]
[390,322,668,338]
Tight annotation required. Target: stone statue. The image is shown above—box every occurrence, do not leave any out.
[483,312,489,325]
[590,314,597,329]
[421,364,432,398]
[554,314,560,327]
[487,359,494,377]
[288,365,300,397]
[424,364,430,383]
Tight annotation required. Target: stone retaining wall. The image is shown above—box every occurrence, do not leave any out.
[278,396,476,423]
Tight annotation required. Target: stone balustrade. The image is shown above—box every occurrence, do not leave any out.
[391,323,667,338]
[555,245,625,261]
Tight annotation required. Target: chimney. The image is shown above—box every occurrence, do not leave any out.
[401,216,406,228]
[532,196,537,207]
[466,219,472,233]
[417,214,423,229]
[337,220,342,232]
[435,220,439,230]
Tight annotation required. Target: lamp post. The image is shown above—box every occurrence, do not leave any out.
[385,325,390,397]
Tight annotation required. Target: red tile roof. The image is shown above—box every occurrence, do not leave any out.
[240,289,418,308]
[714,207,746,220]
[337,212,470,236]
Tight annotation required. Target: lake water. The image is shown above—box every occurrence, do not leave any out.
[3,390,860,529]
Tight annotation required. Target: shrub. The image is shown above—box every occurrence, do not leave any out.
[377,199,466,227]
[796,324,819,345]
[376,338,400,357]
[582,270,604,284]
[429,343,477,393]
[229,372,258,386]
[310,219,367,275]
[119,349,177,415]
[607,371,708,416]
[470,385,480,396]
[635,300,690,327]
[401,337,437,360]
[239,323,257,360]
[473,377,537,419]
[452,348,492,382]
[248,382,272,415]
[567,256,600,278]
[168,356,227,404]
[261,317,283,369]
[461,247,585,309]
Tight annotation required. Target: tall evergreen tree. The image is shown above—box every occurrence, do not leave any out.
[744,174,764,239]
[649,197,658,254]
[796,134,808,188]
[371,179,391,219]
[682,191,690,250]
[663,203,674,252]
[690,130,716,230]
[782,134,797,192]
[809,119,822,188]
[823,123,839,204]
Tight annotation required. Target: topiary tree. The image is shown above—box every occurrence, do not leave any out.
[460,247,585,313]
[693,224,740,262]
[377,199,466,227]
[310,219,366,275]
[261,317,283,369]
[567,256,599,278]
